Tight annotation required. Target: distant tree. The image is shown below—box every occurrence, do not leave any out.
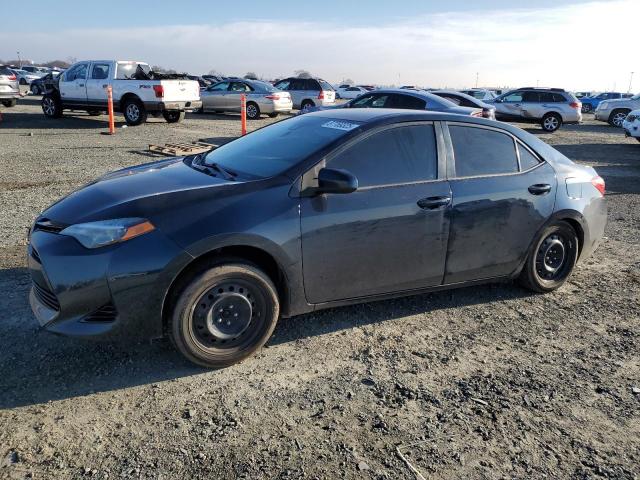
[295,69,312,79]
[151,65,177,74]
[341,78,354,86]
[244,72,258,80]
[207,69,222,76]
[65,56,77,65]
[43,59,71,69]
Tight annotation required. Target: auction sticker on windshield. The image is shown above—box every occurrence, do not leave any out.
[321,120,361,131]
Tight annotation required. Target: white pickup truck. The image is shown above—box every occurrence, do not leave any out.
[41,60,202,125]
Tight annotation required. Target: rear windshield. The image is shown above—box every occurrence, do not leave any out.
[0,66,13,75]
[203,116,361,178]
[116,62,151,79]
[319,80,335,91]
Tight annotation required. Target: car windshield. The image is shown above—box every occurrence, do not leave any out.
[202,116,360,178]
[631,93,640,100]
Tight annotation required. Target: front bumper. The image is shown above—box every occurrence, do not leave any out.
[594,107,612,122]
[27,228,191,342]
[622,120,640,138]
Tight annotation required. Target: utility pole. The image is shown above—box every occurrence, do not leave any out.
[16,51,22,68]
[628,72,635,93]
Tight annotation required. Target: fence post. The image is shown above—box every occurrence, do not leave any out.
[106,86,115,135]
[240,93,247,136]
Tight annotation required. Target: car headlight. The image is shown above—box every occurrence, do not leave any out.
[60,218,155,249]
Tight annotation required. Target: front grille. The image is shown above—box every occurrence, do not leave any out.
[83,303,118,323]
[32,281,60,311]
[33,218,66,234]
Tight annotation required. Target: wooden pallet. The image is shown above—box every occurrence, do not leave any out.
[148,141,218,156]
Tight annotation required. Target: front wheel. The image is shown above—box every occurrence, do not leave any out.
[541,113,562,132]
[30,84,40,95]
[2,99,17,108]
[245,102,260,120]
[170,262,280,368]
[122,98,147,126]
[41,95,62,118]
[581,104,592,113]
[519,221,578,293]
[609,109,630,128]
[163,110,185,123]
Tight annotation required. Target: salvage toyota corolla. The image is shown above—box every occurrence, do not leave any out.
[27,109,607,368]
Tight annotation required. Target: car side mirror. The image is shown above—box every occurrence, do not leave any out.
[316,168,358,194]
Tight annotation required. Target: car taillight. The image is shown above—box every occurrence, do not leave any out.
[570,102,581,109]
[153,85,164,98]
[591,176,605,196]
[265,94,280,100]
[8,74,16,80]
[318,90,325,100]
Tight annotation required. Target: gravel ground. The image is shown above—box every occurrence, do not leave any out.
[0,96,639,480]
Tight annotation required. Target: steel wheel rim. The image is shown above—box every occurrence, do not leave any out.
[126,104,140,121]
[544,116,559,130]
[613,113,626,127]
[189,279,266,352]
[302,103,312,112]
[535,233,573,281]
[43,98,55,115]
[246,104,258,118]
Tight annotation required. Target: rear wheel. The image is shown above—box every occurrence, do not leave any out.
[300,100,315,112]
[245,102,260,120]
[41,95,62,118]
[519,221,578,293]
[609,109,630,128]
[581,103,592,113]
[19,78,27,85]
[122,97,147,126]
[268,112,279,118]
[541,113,562,132]
[163,110,185,123]
[2,99,17,108]
[170,261,280,368]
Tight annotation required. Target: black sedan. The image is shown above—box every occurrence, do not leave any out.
[27,109,607,368]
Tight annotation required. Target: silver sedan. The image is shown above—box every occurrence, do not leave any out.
[199,79,293,119]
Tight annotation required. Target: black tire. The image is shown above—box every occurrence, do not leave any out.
[2,99,17,108]
[581,103,592,113]
[268,112,279,118]
[122,97,147,126]
[300,100,315,112]
[245,102,260,120]
[87,110,101,116]
[19,78,27,85]
[30,84,40,95]
[170,261,280,368]
[541,113,562,132]
[163,110,185,123]
[41,95,62,118]
[636,138,640,143]
[608,109,630,128]
[519,221,579,293]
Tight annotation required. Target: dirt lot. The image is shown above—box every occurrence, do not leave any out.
[0,96,639,480]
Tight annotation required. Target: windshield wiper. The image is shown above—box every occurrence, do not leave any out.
[189,153,237,181]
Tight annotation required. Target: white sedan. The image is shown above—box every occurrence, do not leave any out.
[337,86,370,99]
[622,109,640,142]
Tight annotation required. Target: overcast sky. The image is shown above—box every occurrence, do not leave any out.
[2,0,637,91]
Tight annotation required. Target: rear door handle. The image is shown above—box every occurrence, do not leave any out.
[417,196,451,210]
[528,183,551,195]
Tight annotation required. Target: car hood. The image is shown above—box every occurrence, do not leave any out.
[40,157,238,225]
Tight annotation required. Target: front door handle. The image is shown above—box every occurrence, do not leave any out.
[417,196,451,210]
[528,184,551,195]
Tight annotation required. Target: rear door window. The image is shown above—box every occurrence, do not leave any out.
[518,143,541,170]
[386,94,426,110]
[351,93,388,108]
[91,63,110,80]
[522,91,541,103]
[329,124,437,187]
[449,125,518,177]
